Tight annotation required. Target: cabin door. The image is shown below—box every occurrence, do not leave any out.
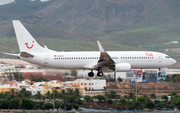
[158,54,162,63]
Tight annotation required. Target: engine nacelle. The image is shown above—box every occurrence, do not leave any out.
[114,63,131,72]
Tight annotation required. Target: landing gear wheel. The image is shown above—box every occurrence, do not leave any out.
[158,72,162,75]
[88,72,94,77]
[97,72,103,77]
[97,69,103,77]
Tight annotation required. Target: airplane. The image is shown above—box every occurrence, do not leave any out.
[4,20,177,77]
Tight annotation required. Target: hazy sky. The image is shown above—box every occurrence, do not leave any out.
[0,0,49,5]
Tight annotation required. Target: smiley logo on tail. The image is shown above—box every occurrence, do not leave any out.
[25,41,34,49]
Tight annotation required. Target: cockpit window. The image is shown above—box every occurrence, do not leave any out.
[165,56,170,58]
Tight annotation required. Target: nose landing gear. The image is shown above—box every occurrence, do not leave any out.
[158,68,162,75]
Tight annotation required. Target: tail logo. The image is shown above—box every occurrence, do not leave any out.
[25,41,34,49]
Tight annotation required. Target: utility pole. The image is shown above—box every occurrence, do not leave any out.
[114,72,116,82]
[136,74,137,101]
[53,88,55,111]
[90,78,92,97]
[156,74,158,99]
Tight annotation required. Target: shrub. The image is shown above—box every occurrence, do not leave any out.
[169,92,177,96]
[44,103,53,110]
[154,100,161,104]
[156,103,163,109]
[144,102,155,109]
[107,99,113,104]
[161,95,168,99]
[9,99,19,109]
[69,103,79,110]
[21,99,35,109]
[97,95,106,102]
[97,102,101,105]
[55,103,62,109]
[84,95,91,102]
[150,93,156,99]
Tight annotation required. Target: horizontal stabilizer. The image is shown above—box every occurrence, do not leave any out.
[3,53,18,56]
[20,52,34,57]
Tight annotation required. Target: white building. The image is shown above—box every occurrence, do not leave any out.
[64,79,106,91]
[0,84,17,89]
[26,85,43,95]
[33,82,46,86]
[17,81,30,90]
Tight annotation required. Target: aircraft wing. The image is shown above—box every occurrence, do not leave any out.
[95,41,115,68]
[83,41,115,70]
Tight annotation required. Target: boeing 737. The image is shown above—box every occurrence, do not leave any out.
[5,20,177,77]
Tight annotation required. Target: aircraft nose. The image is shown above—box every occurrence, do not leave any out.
[171,58,177,65]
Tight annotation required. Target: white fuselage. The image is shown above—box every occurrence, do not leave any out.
[20,51,176,72]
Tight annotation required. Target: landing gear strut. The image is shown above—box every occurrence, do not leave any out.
[88,71,94,77]
[158,68,162,75]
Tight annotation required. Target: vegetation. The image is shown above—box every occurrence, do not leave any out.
[1,86,180,111]
[166,74,180,83]
[71,70,77,78]
[30,75,48,82]
[6,72,24,81]
[150,93,156,99]
[117,77,122,82]
[0,88,82,110]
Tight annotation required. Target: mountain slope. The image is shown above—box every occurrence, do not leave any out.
[24,0,180,37]
[0,0,180,59]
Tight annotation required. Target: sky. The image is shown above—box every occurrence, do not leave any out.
[0,0,49,5]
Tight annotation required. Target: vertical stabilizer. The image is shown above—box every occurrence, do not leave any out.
[12,20,50,53]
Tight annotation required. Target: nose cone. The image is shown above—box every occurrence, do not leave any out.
[171,58,177,65]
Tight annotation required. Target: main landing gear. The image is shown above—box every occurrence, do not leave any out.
[88,68,104,77]
[97,68,103,77]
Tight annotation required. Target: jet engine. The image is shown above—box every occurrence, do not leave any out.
[110,63,131,72]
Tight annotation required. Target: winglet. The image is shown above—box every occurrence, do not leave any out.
[97,41,105,52]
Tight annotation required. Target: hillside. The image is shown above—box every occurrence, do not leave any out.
[0,0,180,59]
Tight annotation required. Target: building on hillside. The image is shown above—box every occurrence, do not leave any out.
[26,85,43,95]
[42,80,62,95]
[59,82,85,96]
[143,70,157,82]
[0,84,17,93]
[17,82,30,90]
[64,79,106,94]
[25,81,46,95]
[108,70,144,82]
[71,84,85,96]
